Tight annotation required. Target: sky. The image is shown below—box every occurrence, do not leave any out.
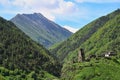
[0,0,120,33]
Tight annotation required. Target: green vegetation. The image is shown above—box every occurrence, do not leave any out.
[0,66,59,80]
[1,9,120,80]
[61,57,120,80]
[50,9,120,62]
[50,9,120,80]
[0,17,61,79]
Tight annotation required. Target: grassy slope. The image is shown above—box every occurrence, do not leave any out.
[65,9,120,62]
[0,17,61,79]
[61,56,120,80]
[50,14,110,61]
[49,9,120,80]
[50,9,120,62]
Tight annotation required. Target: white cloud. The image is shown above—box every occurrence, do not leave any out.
[63,25,79,33]
[54,1,77,14]
[0,0,78,21]
[76,0,120,3]
[0,0,10,5]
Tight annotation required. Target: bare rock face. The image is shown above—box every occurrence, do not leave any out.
[11,13,72,48]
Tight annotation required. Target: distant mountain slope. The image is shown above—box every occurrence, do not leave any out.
[0,17,61,79]
[50,9,120,62]
[11,13,72,48]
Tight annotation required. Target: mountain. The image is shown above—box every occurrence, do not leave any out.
[0,17,61,79]
[50,9,120,80]
[11,13,72,48]
[50,9,120,62]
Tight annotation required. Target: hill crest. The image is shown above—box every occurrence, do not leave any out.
[11,13,72,48]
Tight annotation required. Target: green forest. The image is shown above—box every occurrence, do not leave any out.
[50,9,120,80]
[0,17,61,80]
[50,9,120,62]
[0,9,120,80]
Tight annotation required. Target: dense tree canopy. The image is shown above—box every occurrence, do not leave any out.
[0,17,61,80]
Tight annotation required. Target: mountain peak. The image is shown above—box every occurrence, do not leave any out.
[11,13,72,48]
[33,12,42,15]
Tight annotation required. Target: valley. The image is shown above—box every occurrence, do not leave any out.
[0,9,120,80]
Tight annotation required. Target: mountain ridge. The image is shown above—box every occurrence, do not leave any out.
[52,9,120,80]
[11,13,72,48]
[50,9,120,62]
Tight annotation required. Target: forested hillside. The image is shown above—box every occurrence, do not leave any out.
[1,8,120,80]
[50,9,120,80]
[50,9,120,62]
[0,17,61,80]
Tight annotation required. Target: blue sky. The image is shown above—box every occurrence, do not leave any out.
[0,0,120,33]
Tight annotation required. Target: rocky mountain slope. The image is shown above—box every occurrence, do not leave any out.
[11,13,72,48]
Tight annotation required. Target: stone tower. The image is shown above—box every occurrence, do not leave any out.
[78,48,85,62]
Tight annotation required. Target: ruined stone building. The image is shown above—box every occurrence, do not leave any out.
[78,48,85,62]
